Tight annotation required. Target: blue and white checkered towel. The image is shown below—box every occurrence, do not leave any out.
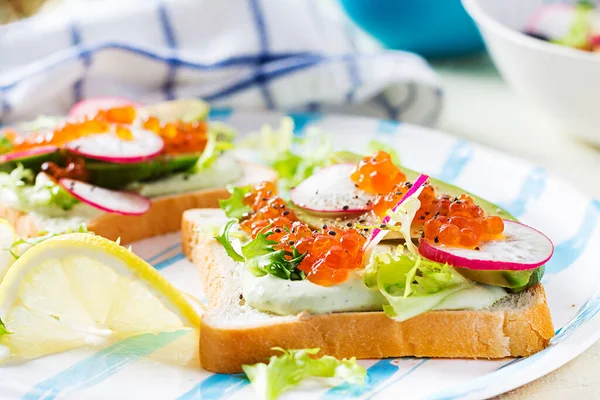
[0,0,443,126]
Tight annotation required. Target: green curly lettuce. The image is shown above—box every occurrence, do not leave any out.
[218,185,252,220]
[241,117,333,192]
[365,248,471,321]
[8,224,90,260]
[195,122,237,171]
[242,348,366,400]
[214,220,306,281]
[0,165,79,212]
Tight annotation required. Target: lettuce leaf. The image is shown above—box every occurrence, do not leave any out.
[195,123,236,171]
[0,318,11,336]
[0,166,79,211]
[214,220,244,262]
[218,185,252,220]
[215,221,306,280]
[242,348,366,400]
[241,117,333,192]
[365,249,471,321]
[8,224,90,259]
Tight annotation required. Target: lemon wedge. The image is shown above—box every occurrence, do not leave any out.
[0,220,16,282]
[0,233,201,365]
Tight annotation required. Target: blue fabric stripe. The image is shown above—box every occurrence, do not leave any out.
[545,200,600,274]
[0,87,10,119]
[248,0,275,109]
[153,252,186,270]
[177,373,248,400]
[158,1,178,100]
[501,167,546,218]
[396,82,417,118]
[323,358,428,399]
[373,93,399,120]
[145,242,182,264]
[0,43,320,92]
[437,140,473,183]
[204,55,324,102]
[22,331,187,400]
[420,87,444,126]
[69,23,90,103]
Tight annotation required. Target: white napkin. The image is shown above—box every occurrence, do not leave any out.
[0,0,443,126]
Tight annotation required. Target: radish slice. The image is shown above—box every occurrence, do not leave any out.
[364,173,429,255]
[69,97,140,118]
[418,220,554,271]
[59,178,151,216]
[65,127,164,163]
[290,163,374,216]
[0,145,58,163]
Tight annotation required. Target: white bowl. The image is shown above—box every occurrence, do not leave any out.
[463,0,600,145]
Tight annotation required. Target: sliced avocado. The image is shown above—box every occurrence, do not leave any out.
[0,149,63,173]
[87,153,200,189]
[144,99,210,123]
[455,266,544,292]
[402,168,516,221]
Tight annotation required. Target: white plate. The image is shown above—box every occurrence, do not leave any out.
[2,110,599,400]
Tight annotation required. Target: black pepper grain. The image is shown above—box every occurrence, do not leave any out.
[328,230,336,236]
[434,236,439,243]
[342,205,349,211]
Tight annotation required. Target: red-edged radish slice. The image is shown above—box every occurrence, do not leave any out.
[418,220,554,271]
[364,173,429,255]
[59,178,151,216]
[0,145,58,163]
[290,163,374,216]
[65,127,164,164]
[69,97,140,118]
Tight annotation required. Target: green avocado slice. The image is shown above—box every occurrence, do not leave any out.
[144,99,209,122]
[455,266,544,292]
[86,153,200,189]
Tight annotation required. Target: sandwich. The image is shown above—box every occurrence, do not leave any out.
[182,147,555,374]
[0,98,275,244]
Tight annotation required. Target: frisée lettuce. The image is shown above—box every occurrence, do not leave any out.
[215,220,307,280]
[242,348,366,400]
[0,165,79,212]
[364,248,472,321]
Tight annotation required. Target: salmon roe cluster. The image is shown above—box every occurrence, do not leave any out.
[240,181,299,237]
[4,106,208,155]
[374,180,504,248]
[353,150,505,249]
[422,194,504,248]
[350,150,406,194]
[142,116,208,154]
[240,181,367,286]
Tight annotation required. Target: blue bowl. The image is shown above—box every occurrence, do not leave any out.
[339,0,484,57]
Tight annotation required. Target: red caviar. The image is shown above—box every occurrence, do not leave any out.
[350,150,406,194]
[360,150,504,249]
[239,181,367,286]
[4,106,208,155]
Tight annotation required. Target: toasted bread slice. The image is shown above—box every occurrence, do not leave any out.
[0,162,275,244]
[182,209,555,374]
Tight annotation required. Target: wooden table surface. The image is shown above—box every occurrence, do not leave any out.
[432,54,600,399]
